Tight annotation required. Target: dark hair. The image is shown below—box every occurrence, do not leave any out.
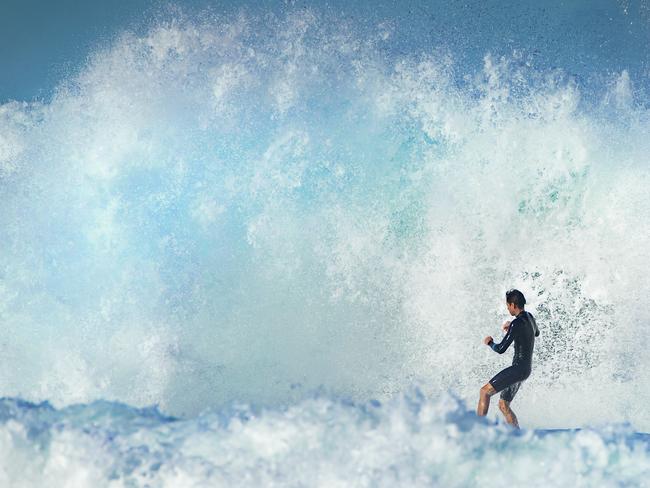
[506,289,526,309]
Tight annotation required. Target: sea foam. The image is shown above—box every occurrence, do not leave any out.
[0,6,649,432]
[1,389,648,487]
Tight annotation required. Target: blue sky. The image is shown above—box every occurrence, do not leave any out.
[0,0,155,102]
[1,0,649,103]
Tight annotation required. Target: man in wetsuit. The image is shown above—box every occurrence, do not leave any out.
[476,289,540,428]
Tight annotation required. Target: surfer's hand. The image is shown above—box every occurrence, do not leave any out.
[483,336,493,345]
[501,321,511,332]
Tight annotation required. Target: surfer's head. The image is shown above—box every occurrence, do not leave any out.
[506,288,526,315]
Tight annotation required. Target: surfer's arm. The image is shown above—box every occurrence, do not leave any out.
[529,313,540,337]
[488,323,516,354]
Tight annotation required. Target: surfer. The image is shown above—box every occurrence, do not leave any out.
[476,289,540,428]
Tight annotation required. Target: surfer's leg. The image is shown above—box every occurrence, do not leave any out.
[498,399,520,429]
[480,366,518,417]
[498,381,521,428]
[477,382,497,416]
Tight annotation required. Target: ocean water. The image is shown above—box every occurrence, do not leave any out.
[2,388,650,487]
[1,2,649,486]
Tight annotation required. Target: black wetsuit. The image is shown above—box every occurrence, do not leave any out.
[488,310,540,402]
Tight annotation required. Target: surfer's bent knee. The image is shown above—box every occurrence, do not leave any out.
[481,383,497,396]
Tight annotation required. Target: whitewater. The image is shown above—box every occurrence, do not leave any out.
[1,2,649,486]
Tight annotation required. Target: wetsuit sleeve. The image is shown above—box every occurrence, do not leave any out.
[489,323,516,354]
[530,313,540,337]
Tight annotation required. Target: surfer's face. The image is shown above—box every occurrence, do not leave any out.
[506,301,518,316]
